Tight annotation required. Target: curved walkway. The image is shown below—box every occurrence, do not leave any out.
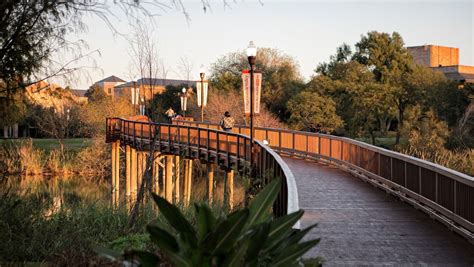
[283,157,474,266]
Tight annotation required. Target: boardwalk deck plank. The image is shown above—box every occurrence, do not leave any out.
[283,157,474,266]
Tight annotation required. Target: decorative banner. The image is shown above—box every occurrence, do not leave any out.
[131,87,135,105]
[242,70,262,116]
[196,81,208,107]
[180,95,187,111]
[131,87,140,105]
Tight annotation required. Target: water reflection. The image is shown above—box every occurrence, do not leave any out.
[4,175,110,213]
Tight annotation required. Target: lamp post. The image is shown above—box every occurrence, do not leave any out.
[132,78,141,115]
[140,98,145,115]
[180,87,188,117]
[247,41,257,166]
[199,65,205,122]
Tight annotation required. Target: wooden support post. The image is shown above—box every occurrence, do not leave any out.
[142,152,148,197]
[183,159,193,207]
[111,141,120,208]
[227,169,234,210]
[125,145,131,209]
[165,155,173,202]
[207,163,214,204]
[174,156,180,203]
[131,148,137,202]
[153,152,160,195]
[137,152,143,192]
[161,157,166,197]
[183,159,189,206]
[111,141,116,207]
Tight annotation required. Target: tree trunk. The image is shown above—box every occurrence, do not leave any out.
[370,131,376,145]
[59,139,65,160]
[13,123,18,138]
[395,105,404,145]
[128,128,160,229]
[3,126,8,138]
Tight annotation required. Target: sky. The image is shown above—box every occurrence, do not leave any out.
[67,0,474,89]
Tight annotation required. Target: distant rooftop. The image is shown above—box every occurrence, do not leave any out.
[115,78,193,89]
[71,89,87,97]
[95,75,126,84]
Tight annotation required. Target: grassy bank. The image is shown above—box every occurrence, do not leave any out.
[31,138,92,152]
[0,138,107,177]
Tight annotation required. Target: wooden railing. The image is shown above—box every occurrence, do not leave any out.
[106,118,299,218]
[174,120,474,242]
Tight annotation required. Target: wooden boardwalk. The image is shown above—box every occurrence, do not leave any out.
[283,157,474,266]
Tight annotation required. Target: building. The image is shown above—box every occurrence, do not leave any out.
[92,75,126,98]
[2,81,86,138]
[114,78,193,102]
[407,45,474,83]
[70,89,88,102]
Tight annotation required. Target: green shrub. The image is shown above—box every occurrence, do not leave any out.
[0,190,153,265]
[100,179,322,266]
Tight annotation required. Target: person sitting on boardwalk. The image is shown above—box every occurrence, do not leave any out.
[165,107,175,123]
[219,111,235,132]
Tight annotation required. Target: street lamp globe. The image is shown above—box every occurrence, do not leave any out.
[199,64,205,80]
[182,87,186,94]
[247,41,257,57]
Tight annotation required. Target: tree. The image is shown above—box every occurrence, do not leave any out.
[32,106,70,155]
[0,90,27,138]
[149,84,189,122]
[209,48,304,121]
[128,21,162,106]
[315,43,353,79]
[85,84,108,103]
[311,50,392,137]
[177,56,194,81]
[401,106,450,155]
[351,82,395,144]
[80,95,134,137]
[287,91,343,133]
[312,32,458,146]
[352,31,412,84]
[0,0,214,132]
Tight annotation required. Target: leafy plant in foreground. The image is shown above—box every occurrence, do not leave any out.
[99,179,322,266]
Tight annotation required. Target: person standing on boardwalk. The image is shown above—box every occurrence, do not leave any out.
[219,111,235,132]
[165,107,175,123]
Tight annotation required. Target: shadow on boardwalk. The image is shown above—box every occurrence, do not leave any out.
[282,157,474,266]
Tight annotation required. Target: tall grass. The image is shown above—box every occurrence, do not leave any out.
[0,138,104,177]
[1,139,43,174]
[402,147,473,176]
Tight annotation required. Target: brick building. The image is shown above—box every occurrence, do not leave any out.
[92,75,126,98]
[113,78,193,102]
[407,45,474,83]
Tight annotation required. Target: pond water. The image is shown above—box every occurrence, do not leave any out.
[4,175,111,209]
